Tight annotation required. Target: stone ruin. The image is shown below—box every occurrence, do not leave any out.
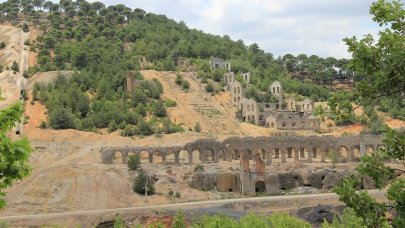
[209,56,231,71]
[101,135,383,195]
[221,62,320,131]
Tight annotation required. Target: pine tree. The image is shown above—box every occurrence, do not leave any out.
[133,169,155,195]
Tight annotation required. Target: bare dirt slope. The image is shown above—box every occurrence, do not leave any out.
[0,25,29,109]
[141,70,278,137]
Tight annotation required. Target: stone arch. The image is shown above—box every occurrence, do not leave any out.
[256,148,266,160]
[365,145,375,155]
[139,150,150,163]
[190,149,201,164]
[351,146,361,160]
[246,149,253,160]
[232,149,240,160]
[255,181,266,193]
[337,145,349,158]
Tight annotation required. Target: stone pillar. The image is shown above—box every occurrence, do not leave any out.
[188,151,193,164]
[227,150,233,162]
[122,152,127,164]
[200,151,207,163]
[360,142,366,157]
[162,153,167,164]
[213,150,220,163]
[281,149,287,163]
[174,151,180,165]
[148,153,153,163]
[347,149,352,162]
[307,149,313,162]
[300,147,305,158]
[265,150,272,166]
[294,148,299,161]
[320,150,326,163]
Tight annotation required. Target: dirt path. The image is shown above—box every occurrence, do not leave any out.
[0,190,387,227]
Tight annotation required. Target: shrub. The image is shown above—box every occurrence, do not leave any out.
[39,121,47,129]
[24,39,30,46]
[127,154,141,170]
[164,99,177,108]
[108,120,118,133]
[23,70,29,78]
[181,80,190,90]
[153,101,167,117]
[11,61,19,72]
[172,210,186,228]
[168,190,174,196]
[194,164,204,172]
[175,73,183,85]
[175,192,181,198]
[194,122,201,132]
[205,83,214,93]
[22,23,29,33]
[0,42,5,49]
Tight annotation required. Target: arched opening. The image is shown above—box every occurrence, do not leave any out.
[246,149,253,160]
[274,149,280,158]
[233,149,240,160]
[191,150,201,164]
[271,122,275,128]
[338,146,348,158]
[179,150,188,164]
[140,151,150,163]
[113,151,123,164]
[255,181,266,193]
[287,148,293,158]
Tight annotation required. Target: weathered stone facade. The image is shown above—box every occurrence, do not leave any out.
[221,61,319,131]
[209,57,231,71]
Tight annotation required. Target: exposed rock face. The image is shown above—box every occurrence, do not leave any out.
[297,205,335,224]
[278,172,304,190]
[307,170,331,189]
[322,171,352,190]
[190,172,217,191]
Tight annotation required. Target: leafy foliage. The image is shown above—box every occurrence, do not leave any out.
[127,154,141,170]
[0,95,32,208]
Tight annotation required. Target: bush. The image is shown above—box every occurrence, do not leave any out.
[39,121,47,129]
[0,42,5,49]
[127,154,141,170]
[205,83,214,93]
[172,210,186,228]
[24,39,30,46]
[194,164,204,172]
[168,190,174,196]
[175,192,181,198]
[22,23,29,33]
[108,120,118,133]
[23,70,29,79]
[11,61,19,72]
[181,80,190,90]
[194,122,201,132]
[175,73,183,85]
[164,99,177,108]
[153,101,167,117]
[133,169,155,195]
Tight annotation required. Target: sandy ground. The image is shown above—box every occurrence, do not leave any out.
[0,25,29,109]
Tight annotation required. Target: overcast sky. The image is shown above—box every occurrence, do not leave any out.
[4,0,382,58]
[88,0,380,58]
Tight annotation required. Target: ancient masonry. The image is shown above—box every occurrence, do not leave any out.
[221,57,320,131]
[101,135,382,195]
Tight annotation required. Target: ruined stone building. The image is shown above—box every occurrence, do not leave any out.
[221,65,320,131]
[209,57,231,71]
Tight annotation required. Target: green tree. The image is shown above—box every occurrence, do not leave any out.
[133,169,155,195]
[334,1,405,226]
[127,154,141,170]
[0,92,32,208]
[11,61,19,72]
[327,149,339,168]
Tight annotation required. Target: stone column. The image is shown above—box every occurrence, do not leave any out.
[294,148,299,161]
[200,151,207,163]
[162,153,167,164]
[188,151,193,164]
[213,150,220,163]
[281,149,287,163]
[320,150,326,163]
[300,147,305,158]
[227,150,233,162]
[360,142,366,157]
[148,153,153,163]
[174,151,180,165]
[307,149,313,162]
[347,149,352,162]
[266,150,272,166]
[122,152,128,164]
